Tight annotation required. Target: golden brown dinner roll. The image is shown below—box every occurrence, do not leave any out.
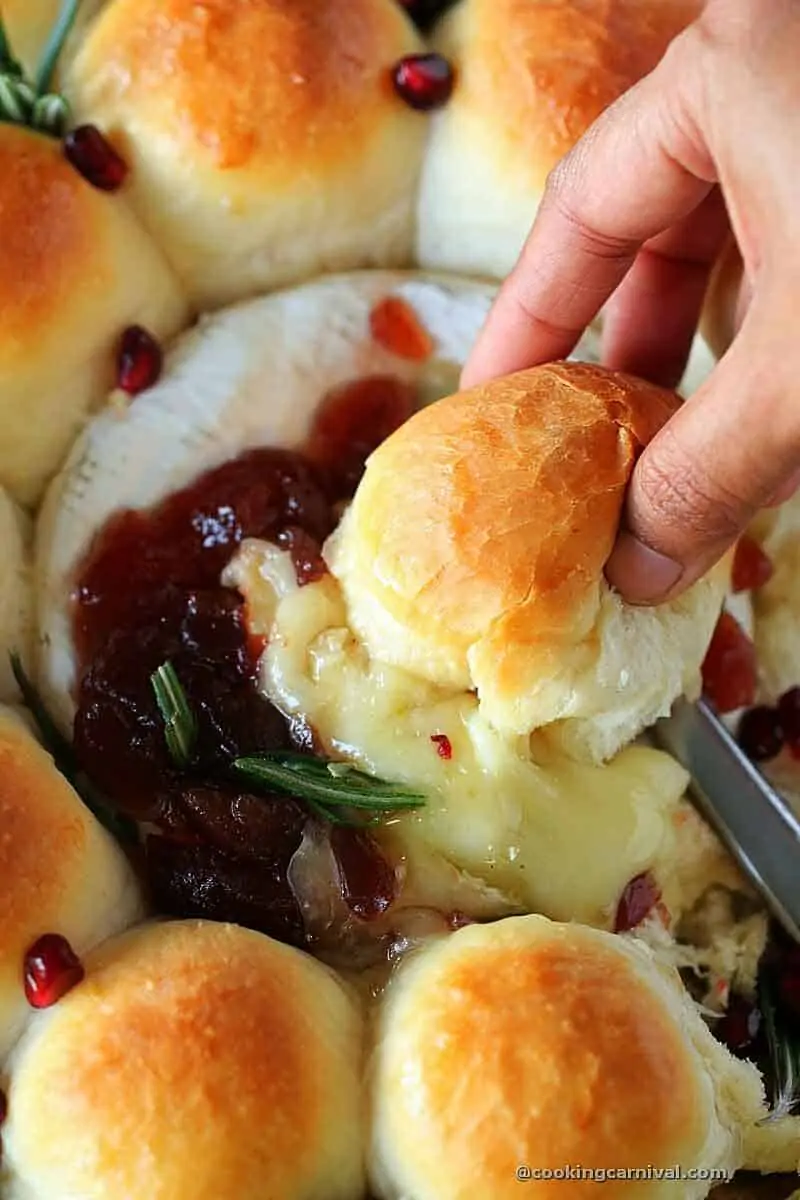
[369,915,764,1199]
[416,0,700,279]
[0,124,188,506]
[0,707,141,1061]
[65,0,426,309]
[327,362,727,762]
[3,920,365,1200]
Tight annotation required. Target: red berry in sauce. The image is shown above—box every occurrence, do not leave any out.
[63,125,128,192]
[23,934,85,1009]
[737,705,784,762]
[370,297,434,362]
[0,1088,6,1125]
[117,325,163,396]
[614,872,661,933]
[701,612,758,714]
[391,53,455,111]
[330,827,397,921]
[277,526,327,586]
[731,535,774,593]
[430,733,452,760]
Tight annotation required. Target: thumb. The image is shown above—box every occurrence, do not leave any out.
[606,296,800,604]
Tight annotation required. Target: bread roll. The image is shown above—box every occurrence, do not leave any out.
[369,915,766,1199]
[0,707,141,1060]
[34,270,500,731]
[3,920,365,1200]
[416,0,700,280]
[0,488,32,703]
[65,0,427,309]
[327,362,727,763]
[0,124,188,507]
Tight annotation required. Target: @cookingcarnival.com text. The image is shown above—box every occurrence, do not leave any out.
[516,1166,732,1183]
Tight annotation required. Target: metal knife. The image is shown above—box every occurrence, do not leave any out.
[654,697,800,942]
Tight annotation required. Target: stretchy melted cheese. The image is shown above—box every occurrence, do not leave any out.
[227,540,695,929]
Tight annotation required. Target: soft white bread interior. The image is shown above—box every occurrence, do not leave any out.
[326,362,727,763]
[34,270,499,732]
[2,920,365,1200]
[65,0,426,309]
[416,0,700,280]
[0,707,141,1061]
[0,488,33,703]
[369,914,770,1200]
[0,124,189,507]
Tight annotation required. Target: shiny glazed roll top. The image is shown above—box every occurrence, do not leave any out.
[416,0,701,279]
[2,921,365,1200]
[64,0,428,309]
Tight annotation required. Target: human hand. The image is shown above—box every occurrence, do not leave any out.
[461,0,800,605]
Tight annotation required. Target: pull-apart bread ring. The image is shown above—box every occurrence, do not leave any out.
[0,124,188,508]
[327,361,728,763]
[369,915,799,1200]
[0,707,141,1062]
[64,0,427,309]
[2,920,365,1200]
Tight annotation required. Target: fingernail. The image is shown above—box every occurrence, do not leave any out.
[605,530,684,605]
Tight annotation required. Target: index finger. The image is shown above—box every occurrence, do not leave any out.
[461,35,716,389]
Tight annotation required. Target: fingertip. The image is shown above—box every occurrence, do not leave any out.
[605,529,685,605]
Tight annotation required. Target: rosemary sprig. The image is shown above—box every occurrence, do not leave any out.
[150,662,198,770]
[759,971,800,1121]
[9,653,138,843]
[149,661,427,826]
[0,0,77,137]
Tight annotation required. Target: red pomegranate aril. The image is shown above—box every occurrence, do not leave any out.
[370,297,434,362]
[391,53,455,111]
[117,325,163,395]
[23,934,85,1009]
[701,612,758,713]
[64,125,128,191]
[614,872,661,932]
[731,535,774,593]
[737,705,784,762]
[430,732,452,760]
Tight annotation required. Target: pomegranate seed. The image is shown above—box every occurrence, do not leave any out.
[64,125,128,192]
[718,995,762,1054]
[23,934,85,1009]
[731,535,774,593]
[117,325,163,395]
[430,733,452,760]
[370,297,434,362]
[614,872,661,932]
[701,611,757,713]
[737,705,784,762]
[391,53,454,111]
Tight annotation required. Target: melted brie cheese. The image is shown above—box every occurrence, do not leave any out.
[226,540,696,930]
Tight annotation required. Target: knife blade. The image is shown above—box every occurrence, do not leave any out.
[654,697,800,943]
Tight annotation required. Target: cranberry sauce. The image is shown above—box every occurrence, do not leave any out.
[72,377,416,946]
